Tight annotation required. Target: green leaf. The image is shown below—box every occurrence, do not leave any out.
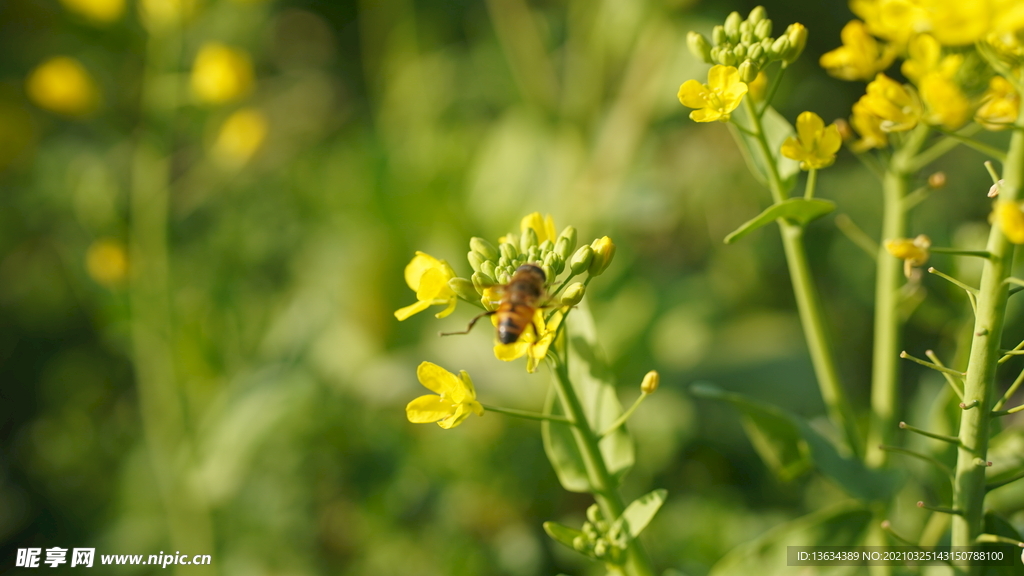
[729,103,800,193]
[542,521,586,552]
[691,383,903,501]
[610,489,667,541]
[724,198,837,244]
[542,301,634,493]
[708,501,873,576]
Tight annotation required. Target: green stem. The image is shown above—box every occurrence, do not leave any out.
[804,168,817,200]
[599,392,649,437]
[482,403,570,423]
[866,123,929,468]
[549,357,654,576]
[950,95,1024,557]
[741,97,861,457]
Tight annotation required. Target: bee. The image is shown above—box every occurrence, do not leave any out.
[440,263,547,344]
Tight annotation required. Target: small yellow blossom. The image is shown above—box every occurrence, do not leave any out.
[747,72,768,102]
[919,73,970,130]
[494,309,563,373]
[850,0,921,46]
[190,43,255,105]
[885,235,931,277]
[996,202,1024,244]
[520,212,557,245]
[849,102,888,152]
[86,238,128,287]
[901,34,962,83]
[138,0,196,30]
[212,108,267,167]
[853,0,1024,47]
[781,112,842,170]
[59,0,124,23]
[859,73,921,132]
[26,57,100,117]
[640,370,660,394]
[589,236,615,276]
[975,76,1020,130]
[395,252,458,321]
[677,65,748,123]
[820,20,896,82]
[406,362,483,429]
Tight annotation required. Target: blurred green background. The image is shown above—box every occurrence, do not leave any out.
[1,0,1020,574]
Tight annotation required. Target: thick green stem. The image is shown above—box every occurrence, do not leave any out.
[742,97,861,456]
[950,100,1024,558]
[550,359,654,576]
[866,124,929,468]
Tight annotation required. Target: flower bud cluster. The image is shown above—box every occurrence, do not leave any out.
[571,505,627,564]
[688,6,807,81]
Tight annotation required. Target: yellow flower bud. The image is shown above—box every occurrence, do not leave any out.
[212,107,267,167]
[884,235,931,266]
[640,370,659,394]
[589,236,616,276]
[190,43,255,105]
[60,0,125,23]
[996,202,1024,244]
[561,282,585,306]
[26,57,100,117]
[86,238,128,287]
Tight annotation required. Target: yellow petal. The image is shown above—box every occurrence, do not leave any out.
[796,112,824,148]
[707,65,739,90]
[543,214,557,244]
[416,361,463,395]
[406,394,454,423]
[690,108,722,123]
[395,300,431,321]
[404,251,443,291]
[434,296,457,319]
[416,266,453,301]
[780,136,807,162]
[438,403,469,429]
[820,124,842,156]
[495,341,529,361]
[677,80,709,109]
[997,202,1024,244]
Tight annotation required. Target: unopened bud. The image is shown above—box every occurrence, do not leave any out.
[733,44,747,59]
[481,260,496,279]
[539,239,554,254]
[471,270,495,291]
[754,18,772,40]
[720,50,738,66]
[990,179,1004,197]
[499,242,518,261]
[561,282,585,306]
[520,227,538,252]
[770,36,790,59]
[739,21,752,35]
[748,5,767,23]
[739,60,758,83]
[593,539,608,558]
[928,172,947,189]
[589,236,616,276]
[570,245,593,274]
[470,237,498,261]
[449,277,478,300]
[555,237,573,260]
[550,253,565,274]
[834,117,853,141]
[712,25,727,46]
[784,23,807,63]
[748,44,764,61]
[542,264,555,283]
[468,251,485,273]
[687,31,713,63]
[740,30,754,44]
[572,536,588,552]
[724,12,742,42]
[557,225,577,250]
[640,370,660,394]
[586,504,602,524]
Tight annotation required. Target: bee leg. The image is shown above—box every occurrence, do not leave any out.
[439,310,496,337]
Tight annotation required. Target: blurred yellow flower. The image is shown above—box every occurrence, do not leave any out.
[212,108,267,166]
[677,65,748,123]
[859,73,921,132]
[520,212,557,245]
[901,35,962,83]
[406,362,483,429]
[781,112,842,170]
[853,0,1024,46]
[86,239,128,287]
[850,101,889,152]
[59,0,124,23]
[395,252,458,321]
[820,20,896,82]
[975,76,1020,130]
[919,73,970,130]
[26,57,100,117]
[138,0,196,30]
[747,72,768,102]
[996,202,1024,244]
[885,235,930,265]
[190,43,254,105]
[494,309,562,373]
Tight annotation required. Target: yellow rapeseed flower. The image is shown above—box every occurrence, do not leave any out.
[918,73,970,130]
[885,234,931,276]
[59,0,124,23]
[859,73,921,132]
[212,108,267,167]
[781,112,842,170]
[494,309,563,373]
[138,0,196,30]
[406,362,483,429]
[820,20,896,82]
[850,101,889,152]
[26,57,100,117]
[677,65,748,123]
[190,43,255,105]
[975,76,1020,130]
[520,212,557,245]
[996,202,1024,244]
[901,34,963,83]
[853,0,1024,46]
[395,252,458,321]
[86,238,128,287]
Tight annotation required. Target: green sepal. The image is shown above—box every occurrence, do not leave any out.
[542,521,587,552]
[729,103,800,193]
[691,383,903,501]
[724,198,836,244]
[610,488,667,541]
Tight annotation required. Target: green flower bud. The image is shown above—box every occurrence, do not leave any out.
[593,539,608,558]
[770,35,790,59]
[754,19,772,41]
[784,23,807,64]
[467,251,485,273]
[760,37,773,50]
[469,237,498,261]
[739,20,751,35]
[572,536,588,552]
[720,50,737,66]
[570,245,593,274]
[520,227,538,252]
[724,11,742,42]
[739,60,758,82]
[749,44,764,61]
[496,269,510,284]
[551,253,565,274]
[640,370,659,394]
[497,255,509,268]
[504,232,519,248]
[748,5,766,23]
[710,46,722,64]
[733,44,747,59]
[583,522,598,539]
[471,270,495,291]
[448,277,478,301]
[589,236,615,276]
[499,241,518,261]
[561,282,585,306]
[740,30,754,44]
[554,237,573,260]
[586,504,602,524]
[481,260,496,279]
[687,31,713,63]
[712,25,727,46]
[538,239,553,254]
[542,264,555,283]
